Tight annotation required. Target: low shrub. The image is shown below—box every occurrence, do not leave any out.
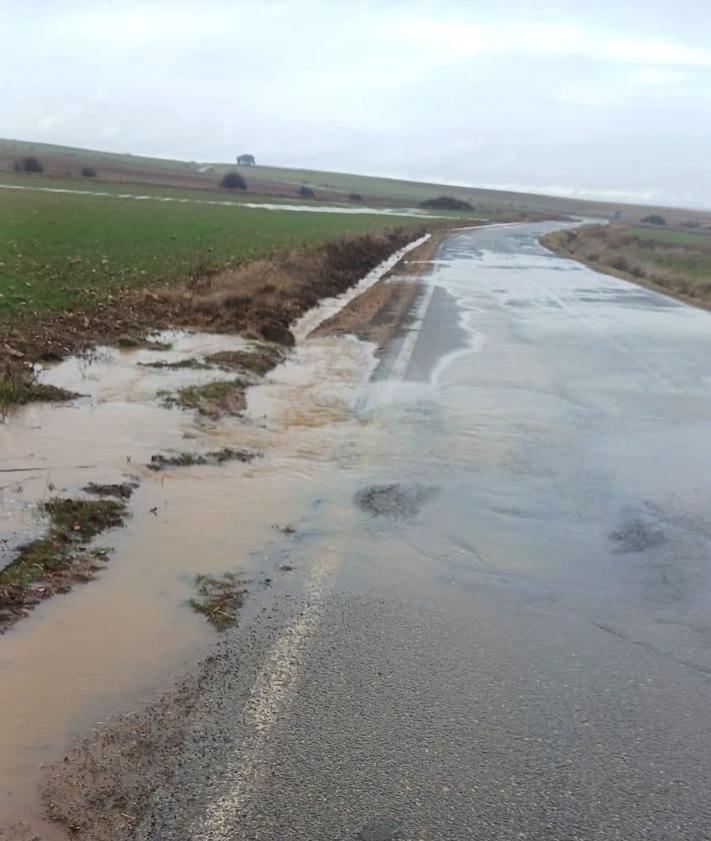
[18,156,43,173]
[420,195,473,211]
[221,171,247,190]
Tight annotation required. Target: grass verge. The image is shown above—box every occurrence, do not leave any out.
[542,224,711,309]
[205,344,285,375]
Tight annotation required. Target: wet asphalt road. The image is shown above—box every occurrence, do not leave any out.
[136,223,711,840]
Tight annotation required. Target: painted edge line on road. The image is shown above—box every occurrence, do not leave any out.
[184,555,336,841]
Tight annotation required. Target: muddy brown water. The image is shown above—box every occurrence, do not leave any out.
[0,238,429,830]
[0,332,378,829]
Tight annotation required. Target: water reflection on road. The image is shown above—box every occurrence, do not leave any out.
[4,220,711,830]
[341,221,711,674]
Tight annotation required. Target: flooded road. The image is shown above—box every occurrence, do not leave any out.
[5,221,711,838]
[122,221,711,840]
[366,221,711,660]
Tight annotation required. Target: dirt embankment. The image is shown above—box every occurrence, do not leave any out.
[180,228,425,343]
[542,224,711,311]
[312,229,448,350]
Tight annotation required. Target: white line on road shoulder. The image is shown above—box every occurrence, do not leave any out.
[190,556,335,840]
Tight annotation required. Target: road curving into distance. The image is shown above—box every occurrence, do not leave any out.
[39,221,711,839]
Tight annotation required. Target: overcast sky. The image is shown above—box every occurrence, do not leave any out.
[3,0,711,207]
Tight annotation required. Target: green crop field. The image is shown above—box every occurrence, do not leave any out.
[5,138,711,323]
[0,185,426,317]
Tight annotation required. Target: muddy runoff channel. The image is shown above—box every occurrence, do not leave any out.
[0,234,430,833]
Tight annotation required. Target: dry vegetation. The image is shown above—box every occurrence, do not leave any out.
[543,224,711,308]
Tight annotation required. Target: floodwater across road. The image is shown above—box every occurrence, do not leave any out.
[5,221,711,839]
[142,221,711,840]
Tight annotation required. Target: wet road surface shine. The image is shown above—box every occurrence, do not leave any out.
[4,222,711,838]
[151,222,711,839]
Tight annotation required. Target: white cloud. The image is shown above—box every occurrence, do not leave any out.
[393,19,711,68]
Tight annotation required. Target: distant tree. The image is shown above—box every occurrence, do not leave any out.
[237,154,256,166]
[349,192,363,202]
[81,166,97,177]
[298,184,315,199]
[19,156,44,173]
[641,214,666,226]
[221,171,247,190]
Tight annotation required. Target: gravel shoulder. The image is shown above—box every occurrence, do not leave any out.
[312,231,447,351]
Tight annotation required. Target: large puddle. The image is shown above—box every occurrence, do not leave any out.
[0,303,387,825]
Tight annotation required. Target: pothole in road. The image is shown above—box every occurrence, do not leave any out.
[355,483,437,520]
[610,517,666,553]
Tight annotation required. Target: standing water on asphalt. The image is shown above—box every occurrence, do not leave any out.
[4,221,711,832]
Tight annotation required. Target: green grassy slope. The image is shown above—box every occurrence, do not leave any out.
[4,136,692,222]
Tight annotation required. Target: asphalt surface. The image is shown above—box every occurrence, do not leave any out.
[133,222,711,840]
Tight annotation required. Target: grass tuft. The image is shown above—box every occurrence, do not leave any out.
[0,497,127,598]
[163,378,248,417]
[205,344,285,376]
[189,572,248,630]
[0,376,77,412]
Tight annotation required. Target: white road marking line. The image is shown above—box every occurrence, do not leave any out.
[190,555,335,840]
[388,281,436,381]
[188,235,442,838]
